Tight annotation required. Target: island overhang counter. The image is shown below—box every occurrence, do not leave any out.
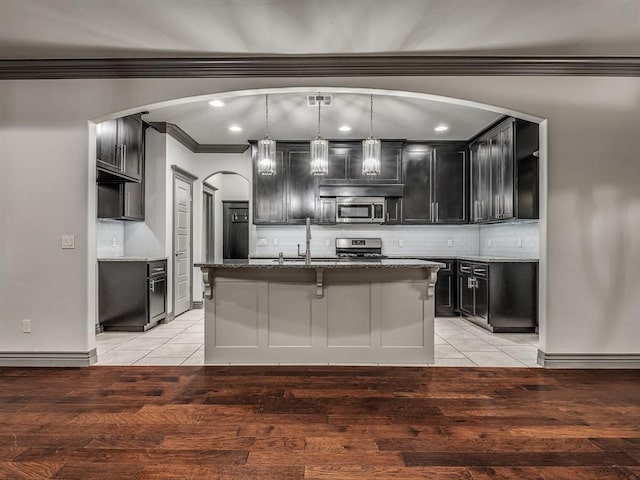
[197,259,443,365]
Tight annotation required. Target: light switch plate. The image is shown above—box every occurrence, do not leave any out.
[61,235,75,249]
[518,237,523,248]
[487,239,492,247]
[272,239,279,246]
[447,239,453,247]
[257,238,267,247]
[398,240,405,247]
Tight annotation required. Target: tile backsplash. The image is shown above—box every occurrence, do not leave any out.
[255,222,539,258]
[479,222,539,258]
[96,220,124,257]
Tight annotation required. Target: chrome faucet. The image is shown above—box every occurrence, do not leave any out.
[297,217,312,264]
[305,217,312,264]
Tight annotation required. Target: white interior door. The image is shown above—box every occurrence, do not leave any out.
[173,174,192,317]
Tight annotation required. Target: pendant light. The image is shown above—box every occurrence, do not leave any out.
[310,95,329,176]
[362,94,381,175]
[257,94,276,176]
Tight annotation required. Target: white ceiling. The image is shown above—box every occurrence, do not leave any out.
[144,92,503,144]
[5,0,633,142]
[0,0,639,58]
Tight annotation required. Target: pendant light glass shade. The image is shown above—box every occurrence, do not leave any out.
[310,94,328,175]
[310,137,329,175]
[362,94,381,175]
[257,94,276,176]
[257,137,276,175]
[362,137,381,175]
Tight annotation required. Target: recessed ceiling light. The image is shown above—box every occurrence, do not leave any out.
[338,125,352,132]
[209,100,225,107]
[434,124,449,132]
[228,125,242,132]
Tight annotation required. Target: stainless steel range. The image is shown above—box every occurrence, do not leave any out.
[335,238,386,259]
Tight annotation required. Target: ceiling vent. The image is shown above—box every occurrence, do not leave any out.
[307,94,333,107]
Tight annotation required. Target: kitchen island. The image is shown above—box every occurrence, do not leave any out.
[197,259,443,365]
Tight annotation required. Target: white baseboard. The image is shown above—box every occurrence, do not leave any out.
[538,351,640,368]
[0,349,97,367]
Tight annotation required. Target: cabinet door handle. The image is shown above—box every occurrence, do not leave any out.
[122,144,127,173]
[150,280,155,293]
[460,266,471,273]
[435,202,439,223]
[467,277,473,288]
[430,202,434,221]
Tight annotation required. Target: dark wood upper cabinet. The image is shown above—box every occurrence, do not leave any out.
[385,197,401,224]
[402,144,467,224]
[347,142,402,183]
[433,145,467,224]
[286,147,318,224]
[97,180,145,221]
[470,117,538,223]
[97,117,145,221]
[253,148,286,224]
[470,139,491,222]
[402,147,433,224]
[96,115,143,182]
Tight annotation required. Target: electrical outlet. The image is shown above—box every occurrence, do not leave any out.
[257,238,267,247]
[398,239,405,247]
[22,319,31,333]
[518,237,523,248]
[325,239,331,247]
[61,235,75,249]
[447,239,453,247]
[487,239,492,247]
[272,239,279,246]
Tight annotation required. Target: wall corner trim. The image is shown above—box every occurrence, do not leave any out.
[537,351,640,369]
[0,349,98,367]
[149,122,249,154]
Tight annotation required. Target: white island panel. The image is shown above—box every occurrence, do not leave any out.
[268,282,313,347]
[326,282,371,347]
[200,261,440,365]
[213,280,259,347]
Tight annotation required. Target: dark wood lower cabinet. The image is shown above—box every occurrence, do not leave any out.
[98,259,167,332]
[458,260,538,333]
[432,259,457,317]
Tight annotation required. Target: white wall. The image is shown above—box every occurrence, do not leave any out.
[1,76,639,362]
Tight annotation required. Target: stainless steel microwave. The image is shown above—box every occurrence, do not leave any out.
[336,197,385,223]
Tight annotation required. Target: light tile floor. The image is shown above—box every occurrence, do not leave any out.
[95,311,540,367]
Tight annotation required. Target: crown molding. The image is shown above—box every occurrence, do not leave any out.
[148,122,249,154]
[1,56,639,79]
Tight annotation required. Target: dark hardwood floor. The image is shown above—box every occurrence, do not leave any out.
[0,366,639,479]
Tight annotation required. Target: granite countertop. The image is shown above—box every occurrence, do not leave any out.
[98,256,168,262]
[196,259,445,269]
[250,255,538,263]
[386,255,539,263]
